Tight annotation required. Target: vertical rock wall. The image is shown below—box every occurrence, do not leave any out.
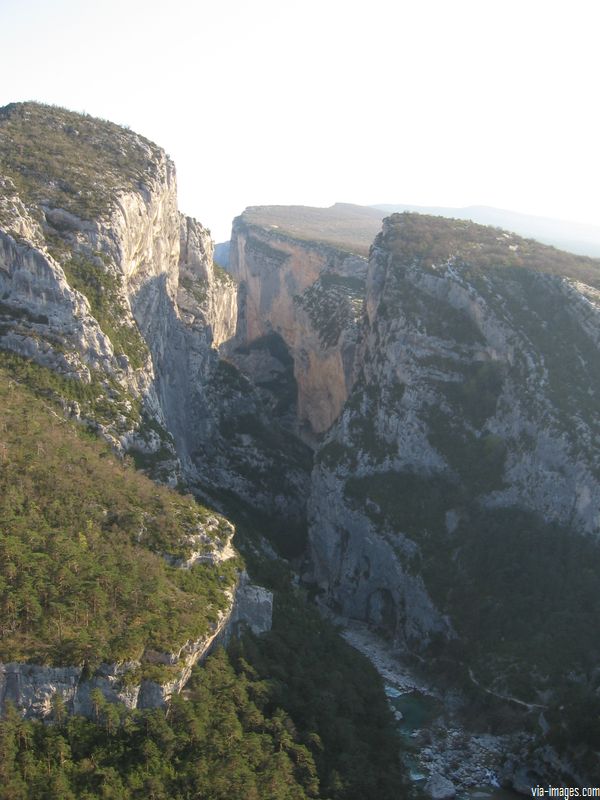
[228,217,366,436]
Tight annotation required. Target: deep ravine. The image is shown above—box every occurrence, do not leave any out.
[1,103,600,792]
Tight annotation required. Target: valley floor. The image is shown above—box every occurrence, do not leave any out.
[337,619,528,797]
[340,620,434,695]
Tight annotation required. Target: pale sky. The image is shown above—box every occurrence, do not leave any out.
[1,0,598,242]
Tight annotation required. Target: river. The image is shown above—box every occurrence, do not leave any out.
[340,620,524,799]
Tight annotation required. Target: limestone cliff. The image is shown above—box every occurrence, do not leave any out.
[0,103,181,479]
[156,213,311,533]
[0,102,309,529]
[308,214,600,694]
[228,211,367,436]
[0,102,279,718]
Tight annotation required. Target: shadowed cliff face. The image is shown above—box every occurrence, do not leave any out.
[308,214,600,701]
[223,206,600,693]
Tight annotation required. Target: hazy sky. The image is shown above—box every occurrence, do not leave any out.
[1,0,597,241]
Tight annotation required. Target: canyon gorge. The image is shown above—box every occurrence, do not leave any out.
[1,102,599,793]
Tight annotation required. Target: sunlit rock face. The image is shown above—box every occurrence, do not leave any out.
[0,103,285,719]
[0,103,185,477]
[228,214,367,437]
[0,103,310,524]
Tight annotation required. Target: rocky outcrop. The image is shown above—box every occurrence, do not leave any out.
[424,774,456,800]
[308,214,600,674]
[0,102,310,522]
[0,103,282,719]
[228,215,366,436]
[179,216,237,348]
[0,121,180,476]
[0,573,272,719]
[154,216,311,531]
[228,574,274,637]
[308,467,451,646]
[0,228,114,375]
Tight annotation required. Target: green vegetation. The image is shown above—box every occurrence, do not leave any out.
[432,360,504,428]
[185,357,312,559]
[60,251,148,369]
[0,351,174,483]
[129,443,175,479]
[344,472,455,577]
[214,357,251,392]
[425,407,507,494]
[326,378,398,465]
[546,682,600,776]
[0,102,162,221]
[231,591,406,800]
[443,507,600,681]
[42,233,147,370]
[344,469,600,708]
[0,103,156,368]
[245,233,290,264]
[213,261,234,284]
[469,268,600,454]
[295,274,364,348]
[0,648,320,800]
[348,412,396,464]
[0,363,239,667]
[373,270,486,345]
[0,301,48,326]
[0,349,141,432]
[179,272,208,305]
[384,212,600,288]
[239,203,384,256]
[0,485,408,800]
[213,360,313,472]
[234,332,298,417]
[0,590,410,800]
[315,438,357,470]
[178,262,234,308]
[345,472,452,535]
